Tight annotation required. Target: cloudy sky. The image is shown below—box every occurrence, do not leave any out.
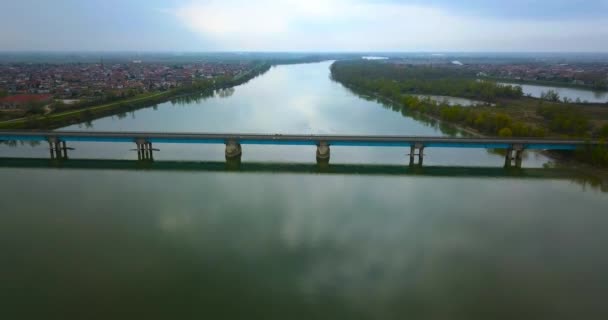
[1,0,608,52]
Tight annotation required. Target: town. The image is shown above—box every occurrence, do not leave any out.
[473,62,608,89]
[381,57,608,90]
[0,60,259,112]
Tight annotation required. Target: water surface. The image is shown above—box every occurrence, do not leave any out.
[499,82,608,103]
[1,61,608,319]
[413,94,489,106]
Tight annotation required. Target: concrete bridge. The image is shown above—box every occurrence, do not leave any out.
[0,130,604,168]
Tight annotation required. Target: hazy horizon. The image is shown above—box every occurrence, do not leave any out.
[2,0,608,52]
[3,50,608,54]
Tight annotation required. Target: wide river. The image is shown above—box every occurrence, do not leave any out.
[1,61,607,319]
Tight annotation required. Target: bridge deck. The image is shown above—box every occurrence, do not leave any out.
[0,130,603,150]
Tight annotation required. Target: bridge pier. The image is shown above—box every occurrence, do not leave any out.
[225,140,242,160]
[225,156,242,170]
[504,144,524,168]
[48,137,70,160]
[409,143,425,166]
[316,141,330,163]
[135,139,154,161]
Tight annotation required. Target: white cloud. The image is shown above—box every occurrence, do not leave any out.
[168,0,608,51]
[172,0,340,36]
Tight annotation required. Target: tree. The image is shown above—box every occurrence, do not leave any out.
[52,100,67,112]
[540,90,560,102]
[24,101,45,115]
[599,124,608,138]
[592,79,608,90]
[498,127,513,137]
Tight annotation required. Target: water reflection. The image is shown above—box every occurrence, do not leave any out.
[170,90,214,106]
[413,94,489,106]
[340,84,472,138]
[1,140,41,147]
[1,157,606,193]
[1,165,607,318]
[216,87,235,98]
[499,82,608,103]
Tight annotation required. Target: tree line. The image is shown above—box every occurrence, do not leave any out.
[400,95,546,137]
[331,60,524,102]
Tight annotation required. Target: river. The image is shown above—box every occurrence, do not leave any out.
[1,61,608,319]
[499,82,608,103]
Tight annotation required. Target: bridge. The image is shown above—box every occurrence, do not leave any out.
[1,130,604,168]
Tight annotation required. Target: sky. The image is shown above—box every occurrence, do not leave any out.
[1,0,608,52]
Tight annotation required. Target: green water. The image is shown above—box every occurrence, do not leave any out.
[1,62,608,319]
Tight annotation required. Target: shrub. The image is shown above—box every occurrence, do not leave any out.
[498,127,513,137]
[599,124,608,138]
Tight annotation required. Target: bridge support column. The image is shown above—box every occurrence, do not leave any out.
[505,144,524,168]
[48,140,56,160]
[61,141,68,159]
[225,140,242,160]
[135,139,154,161]
[48,137,69,160]
[515,148,524,168]
[409,146,415,165]
[409,143,425,166]
[316,141,330,164]
[146,142,154,160]
[504,148,513,168]
[225,156,242,170]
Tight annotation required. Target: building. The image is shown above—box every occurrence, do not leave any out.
[0,94,53,110]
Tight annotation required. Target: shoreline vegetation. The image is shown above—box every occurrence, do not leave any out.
[330,60,608,167]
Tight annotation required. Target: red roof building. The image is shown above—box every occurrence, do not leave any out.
[0,94,53,109]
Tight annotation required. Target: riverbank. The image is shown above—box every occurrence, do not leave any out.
[333,77,608,167]
[0,63,272,130]
[353,88,485,138]
[0,91,174,130]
